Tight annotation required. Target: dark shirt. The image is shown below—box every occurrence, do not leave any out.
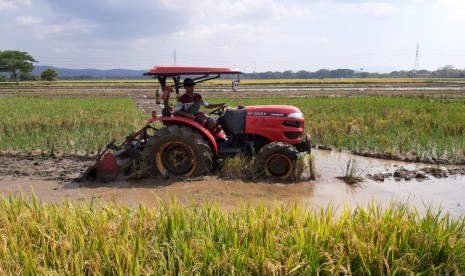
[179,93,202,104]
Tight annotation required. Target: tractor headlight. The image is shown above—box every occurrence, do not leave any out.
[287,112,303,119]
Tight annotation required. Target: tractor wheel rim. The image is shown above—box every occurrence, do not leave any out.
[157,142,195,176]
[265,154,293,179]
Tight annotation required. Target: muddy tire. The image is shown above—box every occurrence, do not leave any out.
[143,125,213,177]
[255,142,299,181]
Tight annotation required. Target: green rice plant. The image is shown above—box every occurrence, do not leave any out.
[296,153,316,181]
[215,97,465,163]
[1,195,465,275]
[219,153,254,180]
[337,158,364,185]
[296,154,306,180]
[3,96,465,162]
[307,154,316,180]
[0,98,148,153]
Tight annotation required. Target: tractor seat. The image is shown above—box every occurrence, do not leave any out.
[219,109,246,136]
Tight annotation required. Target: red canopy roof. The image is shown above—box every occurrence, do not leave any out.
[144,65,241,76]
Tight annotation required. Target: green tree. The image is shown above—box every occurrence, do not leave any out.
[40,68,58,82]
[0,50,38,83]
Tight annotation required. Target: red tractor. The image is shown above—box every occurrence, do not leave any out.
[85,66,311,182]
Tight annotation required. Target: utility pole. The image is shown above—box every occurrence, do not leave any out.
[174,50,177,66]
[413,44,419,73]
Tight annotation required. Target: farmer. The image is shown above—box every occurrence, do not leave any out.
[173,78,226,138]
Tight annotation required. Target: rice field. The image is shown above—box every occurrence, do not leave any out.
[218,97,465,162]
[1,96,465,162]
[0,98,147,154]
[1,195,464,275]
[2,83,465,274]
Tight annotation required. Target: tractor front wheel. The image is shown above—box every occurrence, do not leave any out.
[256,142,299,181]
[144,125,213,177]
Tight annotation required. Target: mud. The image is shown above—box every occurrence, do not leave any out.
[3,82,465,100]
[354,150,465,165]
[1,150,464,217]
[0,153,95,183]
[367,166,465,182]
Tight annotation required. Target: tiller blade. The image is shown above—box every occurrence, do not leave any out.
[95,152,121,182]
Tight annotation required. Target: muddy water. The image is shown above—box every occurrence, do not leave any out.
[309,150,465,217]
[0,150,464,217]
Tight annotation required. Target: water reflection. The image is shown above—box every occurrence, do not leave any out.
[307,149,465,218]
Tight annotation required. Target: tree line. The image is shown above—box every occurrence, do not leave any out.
[241,66,465,79]
[1,50,465,82]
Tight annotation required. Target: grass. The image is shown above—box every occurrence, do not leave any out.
[215,97,465,162]
[337,158,364,185]
[219,153,254,180]
[0,195,464,274]
[0,98,147,154]
[2,96,465,162]
[296,154,316,181]
[220,152,315,181]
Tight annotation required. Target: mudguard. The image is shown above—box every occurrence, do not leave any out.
[148,116,218,156]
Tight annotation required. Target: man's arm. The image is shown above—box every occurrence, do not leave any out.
[205,102,226,109]
[172,102,196,119]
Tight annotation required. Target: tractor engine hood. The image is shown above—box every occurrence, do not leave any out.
[242,105,306,145]
[244,105,304,119]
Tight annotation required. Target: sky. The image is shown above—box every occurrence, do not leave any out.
[1,0,464,73]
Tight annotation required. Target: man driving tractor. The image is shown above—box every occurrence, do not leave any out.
[172,78,226,139]
[83,65,310,181]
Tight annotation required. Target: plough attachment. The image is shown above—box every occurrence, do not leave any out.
[82,124,155,182]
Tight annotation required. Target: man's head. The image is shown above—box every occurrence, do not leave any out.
[183,78,196,88]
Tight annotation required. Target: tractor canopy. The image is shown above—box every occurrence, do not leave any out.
[143,65,242,77]
[144,66,241,87]
[144,65,243,108]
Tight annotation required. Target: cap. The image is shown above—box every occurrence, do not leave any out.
[183,78,196,87]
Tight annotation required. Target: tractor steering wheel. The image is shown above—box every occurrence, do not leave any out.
[209,104,228,116]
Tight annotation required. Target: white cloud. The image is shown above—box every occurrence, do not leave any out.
[0,0,17,10]
[19,0,31,7]
[14,15,67,40]
[189,24,262,40]
[65,19,97,34]
[339,2,394,17]
[436,0,465,15]
[16,16,42,26]
[190,24,266,50]
[33,24,65,40]
[194,0,312,21]
[2,0,463,71]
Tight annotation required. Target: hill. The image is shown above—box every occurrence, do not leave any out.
[33,66,147,79]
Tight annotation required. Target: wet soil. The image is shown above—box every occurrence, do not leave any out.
[1,151,464,217]
[2,82,465,100]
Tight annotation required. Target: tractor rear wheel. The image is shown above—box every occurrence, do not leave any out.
[143,125,213,177]
[256,142,299,181]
